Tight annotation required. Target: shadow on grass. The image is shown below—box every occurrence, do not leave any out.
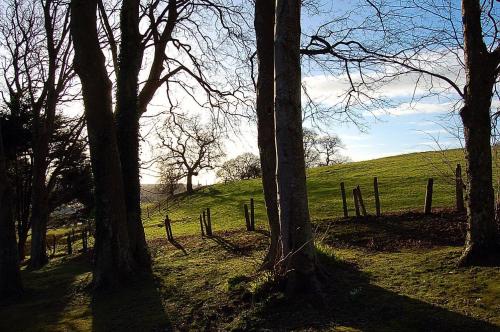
[254,229,270,237]
[0,254,92,331]
[317,210,467,252]
[248,251,499,331]
[91,273,171,332]
[208,234,248,255]
[169,238,188,255]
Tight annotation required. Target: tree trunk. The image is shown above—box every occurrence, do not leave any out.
[14,161,31,262]
[458,0,500,266]
[70,0,134,288]
[0,124,23,297]
[186,173,194,194]
[28,133,50,269]
[17,230,27,262]
[115,0,151,272]
[275,0,318,293]
[255,0,280,270]
[29,1,60,269]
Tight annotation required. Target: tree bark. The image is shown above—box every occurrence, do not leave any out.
[186,172,194,194]
[0,124,23,297]
[458,0,500,266]
[275,0,318,293]
[28,133,50,269]
[255,0,280,270]
[115,0,151,272]
[70,0,134,288]
[15,163,31,261]
[17,230,27,262]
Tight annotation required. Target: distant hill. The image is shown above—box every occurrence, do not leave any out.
[140,183,186,202]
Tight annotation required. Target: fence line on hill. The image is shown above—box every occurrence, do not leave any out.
[46,164,466,257]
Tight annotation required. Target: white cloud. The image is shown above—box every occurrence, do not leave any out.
[370,102,455,116]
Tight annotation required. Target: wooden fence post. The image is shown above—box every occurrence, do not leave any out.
[340,182,348,217]
[203,209,207,230]
[244,204,251,231]
[357,185,367,216]
[206,208,212,236]
[168,217,173,241]
[147,206,150,218]
[250,198,255,231]
[67,233,72,255]
[199,214,205,236]
[353,188,361,217]
[158,201,161,213]
[52,235,56,256]
[455,164,465,212]
[164,215,168,240]
[424,178,434,214]
[374,177,381,217]
[164,215,173,241]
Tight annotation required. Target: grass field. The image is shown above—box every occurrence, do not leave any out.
[1,149,500,331]
[143,148,474,237]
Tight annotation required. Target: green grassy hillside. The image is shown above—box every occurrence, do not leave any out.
[143,149,480,238]
[3,149,500,331]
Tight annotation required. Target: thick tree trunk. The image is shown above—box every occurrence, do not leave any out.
[255,0,280,270]
[29,1,60,269]
[115,0,151,272]
[14,159,31,262]
[28,135,49,269]
[17,231,27,262]
[71,0,134,288]
[275,0,318,293]
[0,125,23,297]
[458,0,500,266]
[186,173,194,194]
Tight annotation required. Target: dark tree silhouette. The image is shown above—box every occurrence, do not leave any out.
[0,0,76,269]
[0,124,22,297]
[301,0,500,265]
[458,0,500,266]
[275,0,319,293]
[71,0,134,288]
[98,0,251,270]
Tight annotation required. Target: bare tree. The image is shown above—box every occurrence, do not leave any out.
[301,0,500,265]
[302,128,348,167]
[458,0,500,266]
[158,163,183,197]
[0,0,76,269]
[0,123,23,297]
[71,0,134,288]
[98,0,252,269]
[157,112,225,194]
[216,153,261,182]
[303,128,321,168]
[275,0,318,293]
[316,134,348,166]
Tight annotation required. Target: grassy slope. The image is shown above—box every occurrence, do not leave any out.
[2,149,500,331]
[143,149,471,237]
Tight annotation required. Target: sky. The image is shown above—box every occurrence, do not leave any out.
[139,0,472,185]
[15,0,491,185]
